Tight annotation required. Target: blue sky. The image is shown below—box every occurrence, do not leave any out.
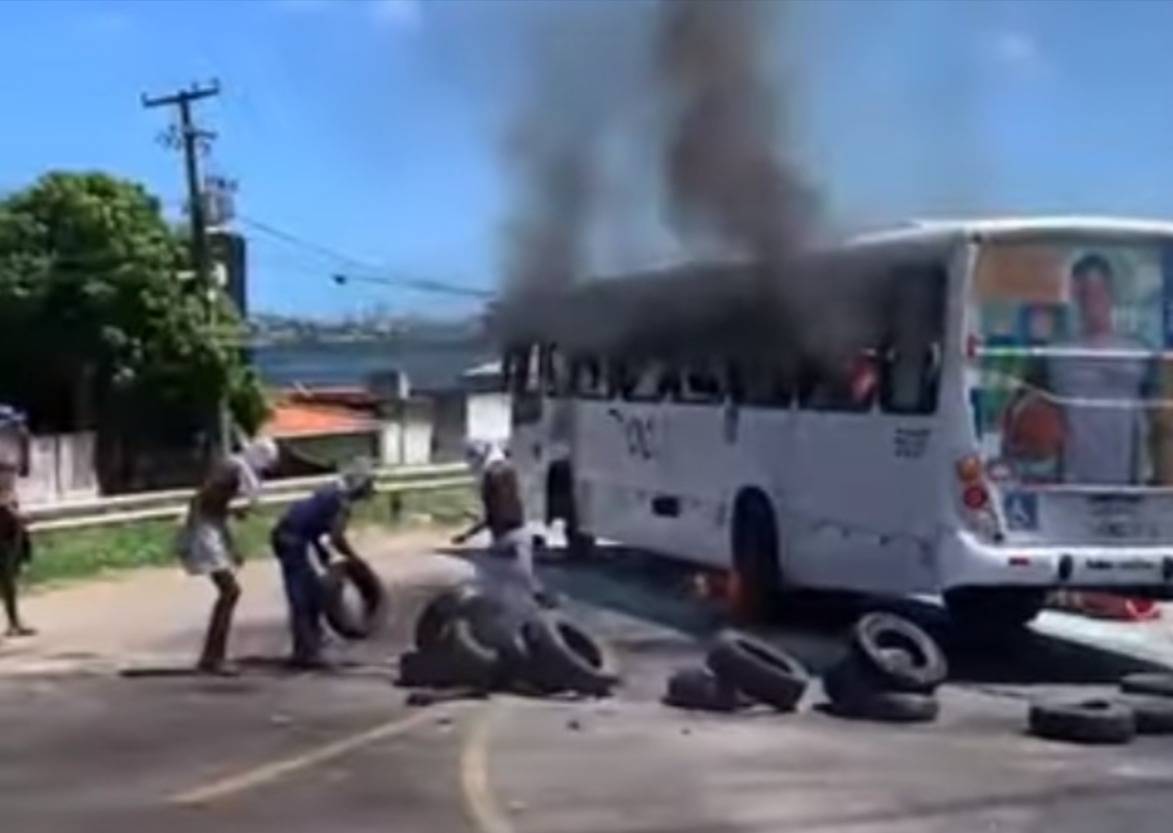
[3,0,1173,320]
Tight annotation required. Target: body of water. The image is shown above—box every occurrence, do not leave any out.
[253,339,495,390]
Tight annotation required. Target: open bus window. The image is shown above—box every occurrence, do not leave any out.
[682,364,723,403]
[571,355,607,399]
[742,363,795,408]
[798,351,877,412]
[879,265,946,415]
[543,345,569,397]
[625,361,670,402]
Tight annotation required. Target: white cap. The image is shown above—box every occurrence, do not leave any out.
[241,437,280,473]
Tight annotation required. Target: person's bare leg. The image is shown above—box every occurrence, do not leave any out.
[1,544,33,636]
[198,570,240,672]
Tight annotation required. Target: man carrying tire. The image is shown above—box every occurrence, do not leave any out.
[270,459,376,669]
[176,436,281,674]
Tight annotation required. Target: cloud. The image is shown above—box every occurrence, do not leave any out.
[988,30,1047,72]
[370,0,423,29]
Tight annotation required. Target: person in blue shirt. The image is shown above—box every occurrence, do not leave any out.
[270,459,376,668]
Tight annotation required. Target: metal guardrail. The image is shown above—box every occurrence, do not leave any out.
[26,464,473,534]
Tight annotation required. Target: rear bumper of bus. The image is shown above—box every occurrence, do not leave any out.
[940,530,1173,594]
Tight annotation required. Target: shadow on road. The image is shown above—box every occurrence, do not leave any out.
[527,545,1170,686]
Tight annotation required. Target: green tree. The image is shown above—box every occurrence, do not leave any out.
[0,171,267,485]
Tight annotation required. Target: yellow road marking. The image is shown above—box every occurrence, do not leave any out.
[461,701,515,833]
[170,708,437,805]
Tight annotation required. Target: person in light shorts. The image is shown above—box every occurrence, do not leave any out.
[176,437,280,673]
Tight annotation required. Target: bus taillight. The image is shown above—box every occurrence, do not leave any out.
[962,484,989,510]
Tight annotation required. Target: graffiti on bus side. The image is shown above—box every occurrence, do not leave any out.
[607,408,656,460]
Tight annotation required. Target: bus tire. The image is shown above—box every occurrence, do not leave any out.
[944,587,1046,631]
[731,490,782,621]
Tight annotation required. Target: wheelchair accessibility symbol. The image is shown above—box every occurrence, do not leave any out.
[1003,492,1038,531]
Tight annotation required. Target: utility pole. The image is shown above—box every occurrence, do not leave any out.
[141,80,230,456]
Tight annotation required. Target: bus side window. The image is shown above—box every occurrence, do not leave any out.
[627,361,667,402]
[880,265,946,415]
[658,367,683,400]
[798,351,877,413]
[607,358,635,399]
[543,345,568,397]
[683,364,723,403]
[572,355,606,399]
[741,361,794,408]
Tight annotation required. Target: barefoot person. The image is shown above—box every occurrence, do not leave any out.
[0,405,33,638]
[176,437,280,673]
[270,459,376,668]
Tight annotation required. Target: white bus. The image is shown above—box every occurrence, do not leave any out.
[493,218,1173,628]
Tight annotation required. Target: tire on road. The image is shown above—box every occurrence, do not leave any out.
[706,631,808,712]
[321,557,387,640]
[1028,699,1136,745]
[521,613,619,697]
[850,612,948,693]
[414,585,476,651]
[458,594,530,687]
[398,650,466,688]
[822,656,940,723]
[1116,695,1173,735]
[443,617,499,690]
[1119,672,1173,699]
[663,667,748,713]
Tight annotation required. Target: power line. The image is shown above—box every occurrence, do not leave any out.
[235,213,373,270]
[331,272,493,299]
[236,214,494,300]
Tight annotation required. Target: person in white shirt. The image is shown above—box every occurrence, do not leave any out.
[1050,254,1152,485]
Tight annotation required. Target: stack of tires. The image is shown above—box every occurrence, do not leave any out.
[664,631,809,713]
[821,613,947,723]
[1028,672,1173,745]
[398,585,620,697]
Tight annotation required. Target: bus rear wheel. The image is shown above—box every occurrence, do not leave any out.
[731,492,782,623]
[944,587,1046,632]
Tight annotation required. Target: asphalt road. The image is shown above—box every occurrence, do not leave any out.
[3,545,1173,833]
